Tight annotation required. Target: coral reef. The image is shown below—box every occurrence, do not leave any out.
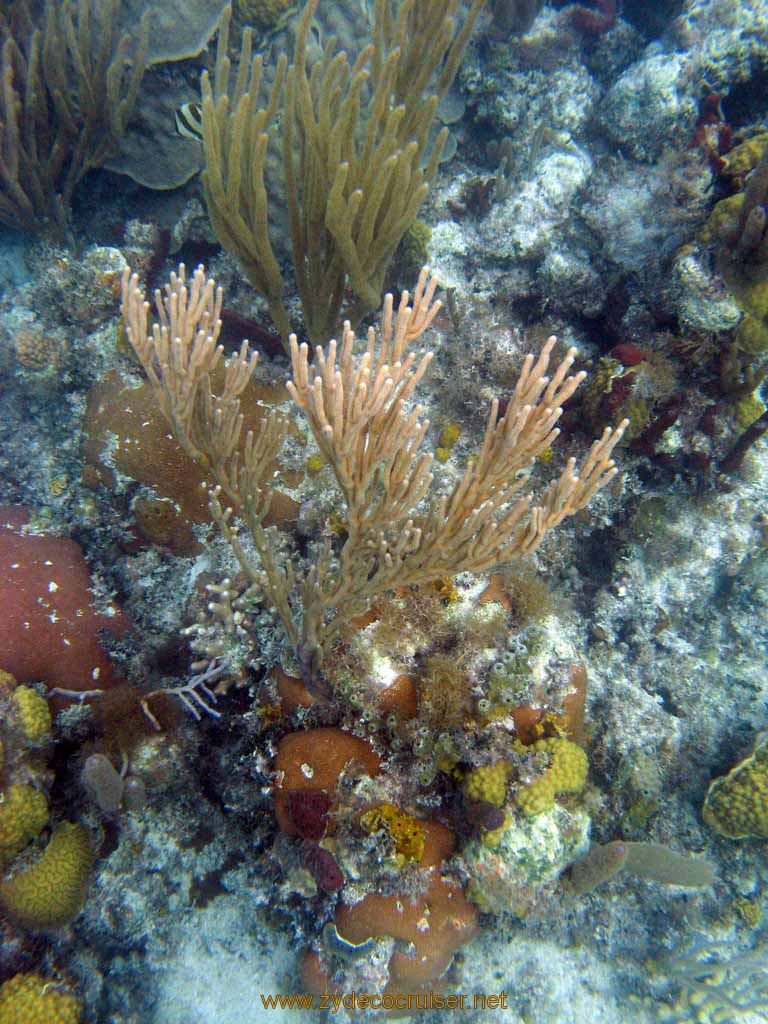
[0,0,767,1019]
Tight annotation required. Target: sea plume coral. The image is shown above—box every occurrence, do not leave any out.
[121,263,627,694]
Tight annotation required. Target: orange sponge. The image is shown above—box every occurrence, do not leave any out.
[274,728,381,835]
[335,875,478,986]
[335,818,475,987]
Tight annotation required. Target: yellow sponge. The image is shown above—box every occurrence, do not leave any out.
[0,972,82,1024]
[0,822,93,929]
[515,738,588,816]
[360,803,426,866]
[0,785,49,866]
[11,687,52,746]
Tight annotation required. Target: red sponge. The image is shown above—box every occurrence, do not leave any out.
[0,507,127,694]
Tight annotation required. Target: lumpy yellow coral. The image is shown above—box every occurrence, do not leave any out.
[11,686,52,745]
[0,972,82,1024]
[436,422,461,462]
[464,761,510,807]
[439,423,461,449]
[0,822,93,929]
[702,734,768,839]
[360,803,426,866]
[0,785,49,866]
[515,738,588,817]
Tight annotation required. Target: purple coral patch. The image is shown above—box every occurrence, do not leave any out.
[286,789,333,839]
[300,840,344,893]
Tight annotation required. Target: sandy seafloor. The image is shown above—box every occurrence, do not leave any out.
[1,0,767,1022]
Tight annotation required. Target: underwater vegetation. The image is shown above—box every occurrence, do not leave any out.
[200,0,484,345]
[0,0,767,1021]
[0,0,149,238]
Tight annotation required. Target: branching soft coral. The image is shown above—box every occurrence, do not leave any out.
[121,263,626,693]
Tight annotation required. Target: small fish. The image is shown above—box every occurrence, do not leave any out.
[526,121,547,177]
[175,102,203,142]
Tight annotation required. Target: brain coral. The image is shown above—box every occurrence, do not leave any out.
[0,821,93,929]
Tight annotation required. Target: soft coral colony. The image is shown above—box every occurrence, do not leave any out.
[115,257,627,995]
[0,0,633,1009]
[120,262,627,693]
[0,257,626,1011]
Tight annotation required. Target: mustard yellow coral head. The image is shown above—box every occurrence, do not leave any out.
[0,822,93,930]
[464,761,510,808]
[0,785,49,867]
[11,686,52,746]
[0,972,82,1024]
[515,737,588,817]
[703,734,768,839]
[439,422,461,449]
